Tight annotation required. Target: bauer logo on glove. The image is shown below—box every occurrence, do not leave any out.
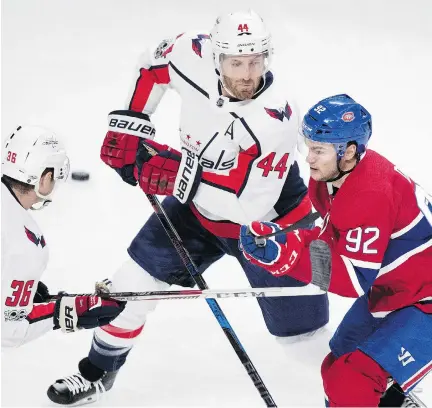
[54,294,125,333]
[134,140,203,204]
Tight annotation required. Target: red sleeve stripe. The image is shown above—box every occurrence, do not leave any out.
[100,324,144,339]
[401,360,432,391]
[26,302,55,324]
[129,65,170,112]
[201,144,259,194]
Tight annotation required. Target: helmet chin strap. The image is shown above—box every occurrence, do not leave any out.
[31,180,53,210]
[325,155,360,183]
[220,77,236,98]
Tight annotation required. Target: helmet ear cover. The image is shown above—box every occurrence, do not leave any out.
[2,167,55,193]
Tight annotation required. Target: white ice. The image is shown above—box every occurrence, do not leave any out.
[1,0,432,406]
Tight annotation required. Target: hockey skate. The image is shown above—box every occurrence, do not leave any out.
[47,358,118,406]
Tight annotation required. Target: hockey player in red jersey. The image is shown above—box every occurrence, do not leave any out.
[1,126,125,349]
[240,94,432,406]
[46,9,329,406]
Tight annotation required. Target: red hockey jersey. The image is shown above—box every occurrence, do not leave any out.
[290,150,432,316]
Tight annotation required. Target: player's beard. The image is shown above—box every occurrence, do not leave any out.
[222,75,261,100]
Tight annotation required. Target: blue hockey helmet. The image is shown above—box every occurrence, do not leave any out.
[301,94,372,159]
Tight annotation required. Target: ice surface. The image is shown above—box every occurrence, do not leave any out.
[2,0,431,406]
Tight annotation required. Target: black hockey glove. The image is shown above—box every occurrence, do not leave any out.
[53,294,126,332]
[33,281,51,303]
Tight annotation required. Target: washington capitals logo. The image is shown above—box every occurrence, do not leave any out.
[192,34,210,58]
[161,42,174,59]
[25,226,46,248]
[154,33,184,59]
[264,102,293,122]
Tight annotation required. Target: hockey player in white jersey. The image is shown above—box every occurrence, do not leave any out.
[47,10,329,405]
[1,126,125,349]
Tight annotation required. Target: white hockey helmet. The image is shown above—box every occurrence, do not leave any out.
[210,10,273,75]
[2,125,70,205]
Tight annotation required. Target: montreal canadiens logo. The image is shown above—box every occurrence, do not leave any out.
[342,112,355,122]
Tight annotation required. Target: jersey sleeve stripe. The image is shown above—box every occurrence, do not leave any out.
[342,256,380,291]
[340,255,366,297]
[377,238,432,277]
[391,212,423,239]
[129,65,170,112]
[25,302,55,324]
[346,257,381,270]
[401,360,432,391]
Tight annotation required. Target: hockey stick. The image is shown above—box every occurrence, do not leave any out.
[48,285,325,302]
[145,193,277,407]
[409,391,427,407]
[254,211,321,247]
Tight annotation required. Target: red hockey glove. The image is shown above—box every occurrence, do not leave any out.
[239,221,304,276]
[54,295,125,332]
[134,139,181,195]
[100,110,155,186]
[134,140,202,203]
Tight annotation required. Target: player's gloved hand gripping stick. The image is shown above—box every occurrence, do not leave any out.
[253,212,320,246]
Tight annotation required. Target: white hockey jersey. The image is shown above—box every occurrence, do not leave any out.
[121,31,311,238]
[1,180,55,348]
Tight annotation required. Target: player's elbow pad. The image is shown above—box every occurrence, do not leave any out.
[107,110,155,140]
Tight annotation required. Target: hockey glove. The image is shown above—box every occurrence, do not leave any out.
[239,221,304,276]
[134,140,202,203]
[33,281,50,303]
[100,110,156,186]
[53,295,125,333]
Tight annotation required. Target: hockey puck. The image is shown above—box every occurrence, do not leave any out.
[71,171,90,181]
